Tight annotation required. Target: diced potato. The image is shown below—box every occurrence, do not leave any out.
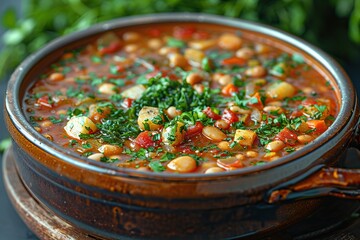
[64,116,97,140]
[162,121,185,146]
[266,81,296,100]
[234,129,257,147]
[184,48,205,63]
[98,83,117,95]
[138,106,164,131]
[189,39,217,50]
[121,84,146,99]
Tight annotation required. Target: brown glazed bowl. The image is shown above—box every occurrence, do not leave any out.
[5,13,360,239]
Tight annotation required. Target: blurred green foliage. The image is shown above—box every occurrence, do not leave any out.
[1,0,359,79]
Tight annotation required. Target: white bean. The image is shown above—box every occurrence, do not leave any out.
[202,126,227,142]
[167,156,197,173]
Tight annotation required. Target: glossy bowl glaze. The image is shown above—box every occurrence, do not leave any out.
[5,13,360,239]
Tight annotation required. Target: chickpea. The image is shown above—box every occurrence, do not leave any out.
[166,106,182,119]
[49,72,65,82]
[212,73,224,82]
[265,140,285,152]
[235,154,245,161]
[124,44,139,53]
[202,126,227,142]
[88,153,105,161]
[236,47,255,59]
[148,38,163,49]
[168,53,188,68]
[41,120,52,128]
[167,156,197,173]
[218,75,232,86]
[98,83,117,95]
[159,46,178,55]
[98,144,123,156]
[205,167,225,174]
[297,134,314,144]
[218,33,243,50]
[218,141,231,151]
[215,119,230,130]
[189,39,217,50]
[34,126,42,132]
[122,31,140,42]
[193,84,204,94]
[245,66,267,78]
[246,151,258,158]
[263,106,283,114]
[186,73,203,85]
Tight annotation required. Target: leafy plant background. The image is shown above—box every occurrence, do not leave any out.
[1,0,360,79]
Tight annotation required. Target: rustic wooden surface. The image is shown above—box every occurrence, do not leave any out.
[2,146,102,240]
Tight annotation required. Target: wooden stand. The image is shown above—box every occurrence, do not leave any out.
[2,146,102,240]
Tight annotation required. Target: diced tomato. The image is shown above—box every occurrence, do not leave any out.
[122,98,133,108]
[306,120,328,134]
[248,92,264,109]
[185,121,204,139]
[290,110,303,118]
[222,109,239,124]
[275,128,298,146]
[193,31,209,40]
[134,131,160,148]
[178,145,194,154]
[221,83,238,96]
[173,26,196,39]
[148,28,161,37]
[302,98,317,106]
[99,41,121,55]
[37,95,53,108]
[203,107,221,120]
[221,57,246,66]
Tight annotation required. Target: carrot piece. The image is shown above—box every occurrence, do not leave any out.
[275,128,297,146]
[221,57,246,66]
[306,120,328,134]
[221,83,238,96]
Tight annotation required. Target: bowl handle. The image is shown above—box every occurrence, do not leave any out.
[267,165,360,203]
[267,123,360,204]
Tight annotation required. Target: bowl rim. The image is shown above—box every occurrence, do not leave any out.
[5,12,357,179]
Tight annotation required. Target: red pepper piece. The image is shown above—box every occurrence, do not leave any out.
[222,109,239,124]
[203,107,221,120]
